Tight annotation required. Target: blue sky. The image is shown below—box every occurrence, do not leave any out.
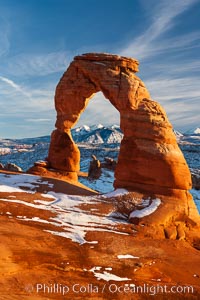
[0,0,199,138]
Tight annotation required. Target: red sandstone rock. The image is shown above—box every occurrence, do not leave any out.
[48,53,191,197]
[34,160,49,168]
[47,52,200,233]
[115,98,191,192]
[88,155,101,179]
[48,129,80,172]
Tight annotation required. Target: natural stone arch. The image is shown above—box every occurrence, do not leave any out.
[48,54,145,175]
[48,53,189,194]
[47,53,200,236]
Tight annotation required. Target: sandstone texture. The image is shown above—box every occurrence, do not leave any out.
[48,53,191,195]
[0,172,200,299]
[47,52,199,230]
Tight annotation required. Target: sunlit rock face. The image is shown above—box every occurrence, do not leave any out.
[48,53,191,196]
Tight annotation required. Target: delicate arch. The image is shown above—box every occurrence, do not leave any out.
[48,53,191,195]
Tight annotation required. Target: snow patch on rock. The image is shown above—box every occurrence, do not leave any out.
[117,254,139,259]
[89,267,130,281]
[129,199,161,219]
[103,189,129,198]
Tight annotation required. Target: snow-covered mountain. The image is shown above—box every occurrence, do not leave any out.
[173,130,184,141]
[185,127,200,135]
[193,128,200,134]
[0,124,200,178]
[73,125,90,134]
[0,125,123,171]
[72,124,123,144]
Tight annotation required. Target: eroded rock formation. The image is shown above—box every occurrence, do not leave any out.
[48,53,149,179]
[48,53,191,194]
[46,52,199,235]
[88,155,101,179]
[116,98,191,194]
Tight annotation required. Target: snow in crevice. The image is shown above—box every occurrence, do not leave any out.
[42,192,129,244]
[89,267,130,281]
[1,193,129,244]
[0,198,52,210]
[103,188,129,198]
[117,254,140,259]
[92,62,106,66]
[129,199,161,219]
[0,174,130,244]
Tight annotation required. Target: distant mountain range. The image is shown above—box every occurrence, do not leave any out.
[1,125,200,150]
[0,125,123,170]
[0,124,123,149]
[0,124,200,172]
[73,124,199,144]
[72,124,200,144]
[72,124,123,144]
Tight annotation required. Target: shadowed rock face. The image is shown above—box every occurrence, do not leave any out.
[48,53,191,196]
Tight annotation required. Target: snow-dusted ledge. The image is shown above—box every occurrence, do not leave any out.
[129,199,161,219]
[103,189,129,198]
[117,254,139,259]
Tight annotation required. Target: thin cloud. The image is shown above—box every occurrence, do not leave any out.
[120,0,199,59]
[118,0,200,132]
[4,51,71,77]
[0,76,30,97]
[146,77,200,101]
[137,31,200,60]
[0,1,199,137]
[147,59,200,77]
[0,76,55,118]
[25,118,52,122]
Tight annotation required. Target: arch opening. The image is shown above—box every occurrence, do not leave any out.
[72,91,121,193]
[75,91,120,128]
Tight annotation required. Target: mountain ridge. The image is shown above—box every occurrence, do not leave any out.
[2,124,200,144]
[0,124,200,173]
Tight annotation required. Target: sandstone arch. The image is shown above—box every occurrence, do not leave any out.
[48,53,189,194]
[47,53,200,234]
[45,53,200,239]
